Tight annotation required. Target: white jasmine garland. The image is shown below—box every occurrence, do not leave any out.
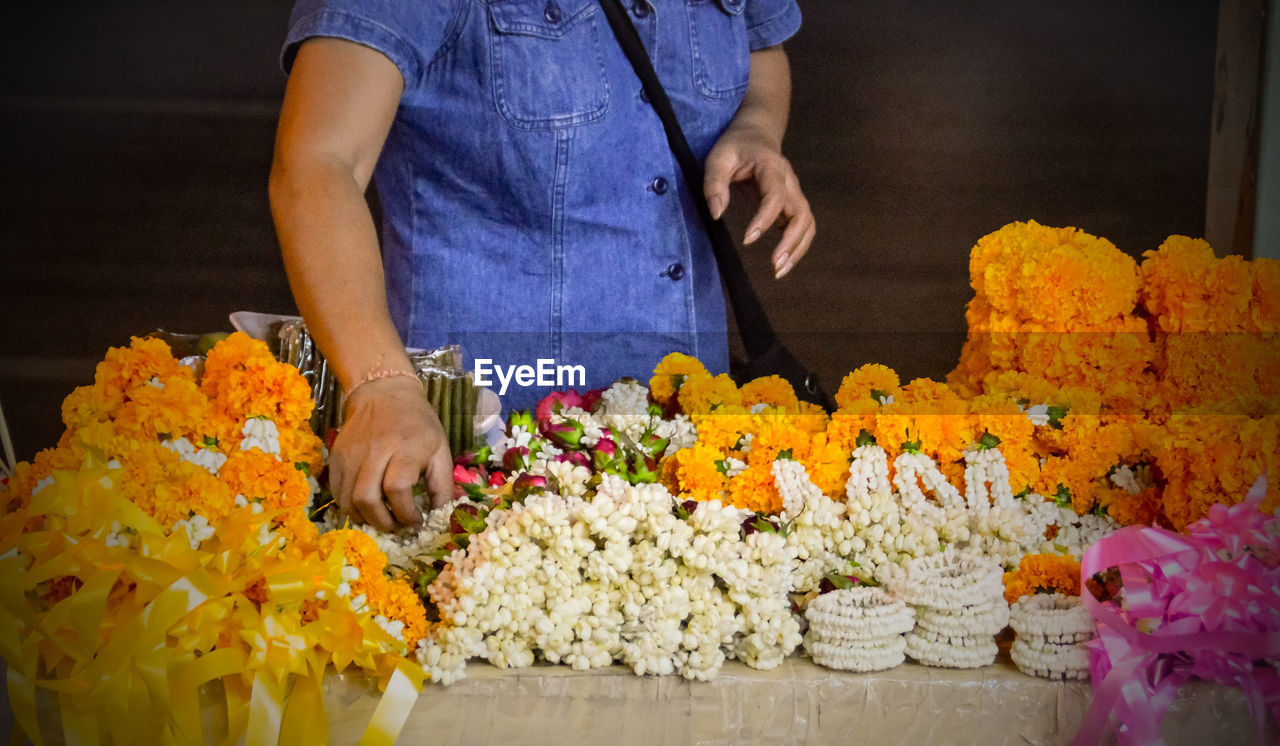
[162,436,228,474]
[915,599,1010,636]
[1010,638,1090,680]
[909,626,997,649]
[1021,403,1051,427]
[1009,593,1095,640]
[904,631,998,668]
[805,610,915,640]
[805,642,905,672]
[414,475,803,684]
[239,417,282,456]
[172,513,215,550]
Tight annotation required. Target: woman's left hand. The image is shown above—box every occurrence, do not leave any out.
[704,125,815,278]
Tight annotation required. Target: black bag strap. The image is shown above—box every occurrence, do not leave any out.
[595,0,777,361]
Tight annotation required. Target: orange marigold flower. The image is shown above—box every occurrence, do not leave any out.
[672,443,729,503]
[219,449,311,513]
[649,352,709,405]
[835,364,901,411]
[739,375,799,411]
[677,373,741,415]
[726,462,782,514]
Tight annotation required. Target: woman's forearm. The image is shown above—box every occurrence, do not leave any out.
[269,157,413,390]
[727,45,792,152]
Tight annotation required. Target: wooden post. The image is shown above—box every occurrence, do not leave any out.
[1255,0,1280,259]
[1206,0,1267,257]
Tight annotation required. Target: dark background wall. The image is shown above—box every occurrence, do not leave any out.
[0,0,1218,462]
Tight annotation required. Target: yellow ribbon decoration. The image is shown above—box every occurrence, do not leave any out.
[358,661,425,746]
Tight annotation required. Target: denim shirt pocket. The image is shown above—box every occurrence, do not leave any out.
[687,0,750,101]
[488,0,610,129]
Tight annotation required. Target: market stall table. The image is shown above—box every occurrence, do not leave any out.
[13,657,1267,745]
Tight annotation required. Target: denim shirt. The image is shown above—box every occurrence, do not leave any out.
[283,0,801,411]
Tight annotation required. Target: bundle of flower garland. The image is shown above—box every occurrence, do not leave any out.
[1008,594,1093,680]
[0,334,427,745]
[802,587,914,672]
[891,551,1008,669]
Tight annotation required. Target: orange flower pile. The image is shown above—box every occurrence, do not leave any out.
[1002,553,1082,604]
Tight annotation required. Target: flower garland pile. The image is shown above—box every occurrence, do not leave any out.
[801,588,915,672]
[0,334,427,745]
[409,473,800,683]
[891,551,1009,669]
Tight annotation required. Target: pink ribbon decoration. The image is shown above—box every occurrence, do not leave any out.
[1074,474,1280,746]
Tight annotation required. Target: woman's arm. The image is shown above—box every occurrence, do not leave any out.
[269,37,453,531]
[703,45,815,278]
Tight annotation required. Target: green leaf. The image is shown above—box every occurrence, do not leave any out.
[1054,485,1073,509]
[977,431,1001,450]
[1046,405,1068,429]
[902,440,922,453]
[775,448,794,461]
[714,459,730,475]
[452,506,488,534]
[824,572,855,589]
[202,435,219,449]
[674,501,691,521]
[415,566,440,595]
[751,517,779,534]
[855,430,876,448]
[294,461,310,476]
[870,389,888,403]
[672,373,686,390]
[157,432,172,442]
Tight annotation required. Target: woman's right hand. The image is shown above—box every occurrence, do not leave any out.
[327,375,455,531]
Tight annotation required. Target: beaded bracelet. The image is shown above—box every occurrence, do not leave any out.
[344,367,419,399]
[905,632,998,668]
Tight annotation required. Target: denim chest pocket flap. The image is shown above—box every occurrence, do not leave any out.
[687,0,750,100]
[488,0,610,129]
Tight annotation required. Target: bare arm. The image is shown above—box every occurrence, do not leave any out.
[703,45,815,278]
[269,37,453,530]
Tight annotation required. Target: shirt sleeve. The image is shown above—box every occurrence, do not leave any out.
[744,0,802,51]
[281,0,460,88]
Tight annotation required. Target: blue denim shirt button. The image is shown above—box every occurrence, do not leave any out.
[650,176,669,194]
[665,263,685,281]
[632,1,651,18]
[543,1,563,24]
